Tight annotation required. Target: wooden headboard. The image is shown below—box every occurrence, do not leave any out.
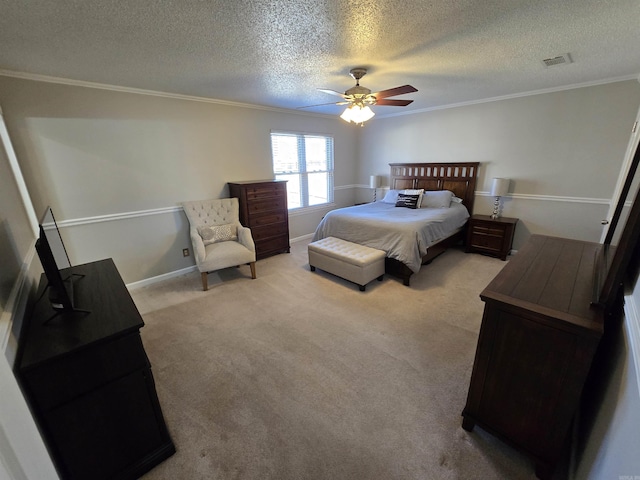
[389,162,479,213]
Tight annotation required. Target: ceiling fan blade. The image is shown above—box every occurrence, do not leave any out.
[318,88,348,98]
[297,101,349,109]
[372,85,418,99]
[375,99,414,107]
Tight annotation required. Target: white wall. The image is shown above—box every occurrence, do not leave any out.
[0,110,59,479]
[0,76,361,283]
[359,80,640,249]
[572,280,640,479]
[4,76,638,284]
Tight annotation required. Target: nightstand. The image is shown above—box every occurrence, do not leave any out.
[466,215,518,260]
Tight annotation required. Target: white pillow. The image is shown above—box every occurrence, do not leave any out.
[420,190,454,208]
[451,196,463,204]
[197,224,238,245]
[401,189,424,208]
[382,189,401,204]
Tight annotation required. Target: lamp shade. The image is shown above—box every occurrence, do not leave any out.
[490,178,510,197]
[369,175,381,189]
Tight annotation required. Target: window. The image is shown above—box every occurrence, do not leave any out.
[271,132,334,210]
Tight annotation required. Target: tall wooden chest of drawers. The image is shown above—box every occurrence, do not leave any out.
[228,180,290,259]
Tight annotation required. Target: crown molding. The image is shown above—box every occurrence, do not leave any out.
[3,69,636,123]
[376,74,640,119]
[0,69,331,119]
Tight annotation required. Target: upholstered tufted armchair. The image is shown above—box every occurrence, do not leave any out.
[181,198,256,290]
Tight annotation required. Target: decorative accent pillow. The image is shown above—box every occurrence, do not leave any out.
[420,190,454,208]
[402,189,424,208]
[382,189,400,204]
[395,193,421,209]
[197,224,237,245]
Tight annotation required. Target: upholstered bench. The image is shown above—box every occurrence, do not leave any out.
[308,237,385,291]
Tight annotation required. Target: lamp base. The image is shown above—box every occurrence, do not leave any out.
[491,196,501,219]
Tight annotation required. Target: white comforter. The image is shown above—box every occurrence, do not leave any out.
[312,202,470,273]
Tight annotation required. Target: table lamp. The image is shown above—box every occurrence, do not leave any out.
[490,178,510,219]
[369,175,381,202]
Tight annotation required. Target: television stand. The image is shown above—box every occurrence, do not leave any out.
[17,258,175,480]
[40,272,91,324]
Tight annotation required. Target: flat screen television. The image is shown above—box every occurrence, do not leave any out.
[35,207,86,315]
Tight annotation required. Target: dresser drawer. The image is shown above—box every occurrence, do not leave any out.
[256,234,289,257]
[245,183,286,201]
[251,223,289,241]
[470,232,504,252]
[247,211,287,227]
[247,197,288,215]
[22,333,149,411]
[471,224,507,236]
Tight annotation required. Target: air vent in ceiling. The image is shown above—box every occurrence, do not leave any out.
[542,53,573,68]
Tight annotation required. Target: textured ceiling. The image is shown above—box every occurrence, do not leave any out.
[1,0,640,117]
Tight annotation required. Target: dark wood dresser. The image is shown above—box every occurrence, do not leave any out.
[466,214,518,260]
[229,180,290,259]
[462,235,605,479]
[17,259,175,480]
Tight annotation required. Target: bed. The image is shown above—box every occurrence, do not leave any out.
[312,162,479,286]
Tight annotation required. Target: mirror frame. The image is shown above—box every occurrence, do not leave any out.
[596,139,640,308]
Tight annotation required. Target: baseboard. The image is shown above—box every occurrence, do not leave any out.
[127,235,316,290]
[127,235,315,290]
[126,265,197,290]
[291,233,313,243]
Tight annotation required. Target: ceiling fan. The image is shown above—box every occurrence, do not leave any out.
[299,68,418,125]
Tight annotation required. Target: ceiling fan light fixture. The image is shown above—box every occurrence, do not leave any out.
[340,105,375,125]
[301,68,416,121]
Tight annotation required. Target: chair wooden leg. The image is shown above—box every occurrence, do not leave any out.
[201,272,208,291]
[249,262,256,279]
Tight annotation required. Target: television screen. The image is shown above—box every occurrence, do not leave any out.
[35,207,75,311]
[40,207,71,269]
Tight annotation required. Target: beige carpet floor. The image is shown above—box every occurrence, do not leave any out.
[132,240,549,480]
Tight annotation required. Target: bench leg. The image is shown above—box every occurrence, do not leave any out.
[310,265,316,271]
[377,275,384,281]
[359,285,366,291]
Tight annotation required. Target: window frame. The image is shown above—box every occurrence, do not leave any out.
[270,130,335,212]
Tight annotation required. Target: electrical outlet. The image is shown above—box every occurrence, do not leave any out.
[182,248,190,257]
